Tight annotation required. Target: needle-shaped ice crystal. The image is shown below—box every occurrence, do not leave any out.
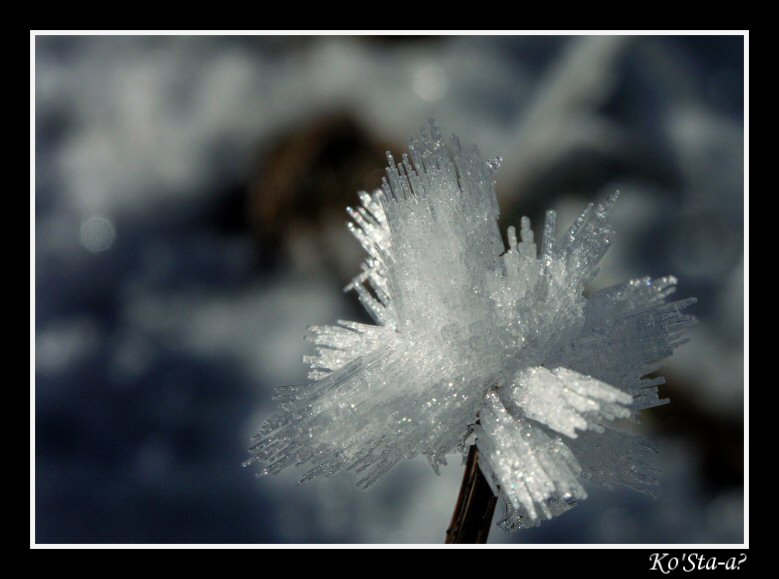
[245,120,695,530]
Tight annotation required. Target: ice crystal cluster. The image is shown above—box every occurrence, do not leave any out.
[246,121,695,530]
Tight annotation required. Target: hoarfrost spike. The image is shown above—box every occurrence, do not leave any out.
[246,120,695,531]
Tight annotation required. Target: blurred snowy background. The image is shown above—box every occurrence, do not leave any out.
[34,34,744,543]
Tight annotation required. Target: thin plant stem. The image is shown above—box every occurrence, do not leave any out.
[445,444,498,543]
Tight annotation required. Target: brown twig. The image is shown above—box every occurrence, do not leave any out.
[445,445,498,543]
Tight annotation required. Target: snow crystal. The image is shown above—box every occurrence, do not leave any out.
[245,120,695,530]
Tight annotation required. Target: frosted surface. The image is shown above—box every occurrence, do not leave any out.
[245,121,695,530]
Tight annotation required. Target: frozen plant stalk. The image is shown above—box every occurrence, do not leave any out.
[245,121,695,532]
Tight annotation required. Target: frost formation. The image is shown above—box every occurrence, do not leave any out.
[245,121,695,530]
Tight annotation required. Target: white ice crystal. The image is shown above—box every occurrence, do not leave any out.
[245,120,696,530]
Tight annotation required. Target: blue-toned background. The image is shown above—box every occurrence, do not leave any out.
[35,35,745,543]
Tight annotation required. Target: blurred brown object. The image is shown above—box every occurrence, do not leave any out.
[651,376,744,492]
[249,112,399,279]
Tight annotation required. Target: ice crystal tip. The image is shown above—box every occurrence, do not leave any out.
[247,120,695,530]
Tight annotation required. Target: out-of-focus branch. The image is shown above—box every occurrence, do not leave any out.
[445,445,498,544]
